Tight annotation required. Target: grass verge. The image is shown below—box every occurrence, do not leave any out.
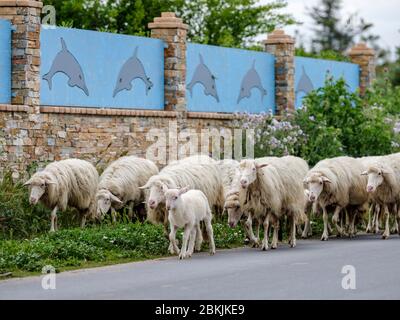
[0,221,246,278]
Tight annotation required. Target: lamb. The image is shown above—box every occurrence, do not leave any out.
[164,185,215,259]
[24,158,99,232]
[140,155,223,234]
[96,156,159,222]
[361,155,400,239]
[304,156,369,240]
[226,156,308,250]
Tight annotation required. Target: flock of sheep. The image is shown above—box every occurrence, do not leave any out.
[23,152,400,259]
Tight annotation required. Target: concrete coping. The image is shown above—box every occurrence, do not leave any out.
[264,29,295,45]
[348,43,375,56]
[148,12,189,30]
[0,0,43,8]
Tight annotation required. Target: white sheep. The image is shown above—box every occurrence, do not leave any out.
[164,185,215,259]
[140,155,223,234]
[96,156,158,222]
[24,159,99,232]
[304,156,369,240]
[226,156,308,250]
[361,155,400,239]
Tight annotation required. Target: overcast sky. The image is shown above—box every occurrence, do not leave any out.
[260,0,400,59]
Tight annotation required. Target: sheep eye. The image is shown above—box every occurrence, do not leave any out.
[320,181,323,185]
[173,197,178,200]
[236,205,240,209]
[378,172,382,176]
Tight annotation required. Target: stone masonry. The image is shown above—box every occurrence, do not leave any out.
[0,0,42,111]
[349,42,376,96]
[0,6,376,180]
[148,12,188,112]
[264,29,295,114]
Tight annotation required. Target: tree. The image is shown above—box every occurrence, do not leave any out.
[172,0,295,48]
[309,0,376,53]
[43,0,295,48]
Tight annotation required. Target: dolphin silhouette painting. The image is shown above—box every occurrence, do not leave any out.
[42,38,89,96]
[113,47,153,98]
[237,60,267,104]
[296,66,314,95]
[187,54,219,102]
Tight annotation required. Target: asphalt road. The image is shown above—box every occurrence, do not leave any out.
[1,234,399,300]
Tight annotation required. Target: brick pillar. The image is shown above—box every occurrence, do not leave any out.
[348,42,376,96]
[148,12,188,112]
[264,29,295,115]
[0,0,42,111]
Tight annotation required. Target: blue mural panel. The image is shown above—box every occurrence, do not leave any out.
[187,43,275,114]
[40,26,164,109]
[295,56,359,108]
[0,19,11,104]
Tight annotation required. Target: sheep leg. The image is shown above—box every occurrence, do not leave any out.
[168,224,180,255]
[391,218,399,234]
[374,204,380,234]
[260,216,270,251]
[50,206,58,232]
[254,218,260,240]
[391,204,398,234]
[321,206,329,241]
[382,204,390,239]
[332,206,343,237]
[245,214,259,247]
[349,211,357,238]
[127,201,134,220]
[179,224,192,259]
[80,214,86,228]
[301,212,311,239]
[195,223,203,252]
[271,218,279,249]
[111,207,117,223]
[289,215,297,248]
[186,226,197,258]
[204,216,216,255]
[366,205,373,233]
[397,206,400,236]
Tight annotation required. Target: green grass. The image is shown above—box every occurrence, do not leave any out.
[0,221,246,277]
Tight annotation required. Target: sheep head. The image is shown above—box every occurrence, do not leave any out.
[224,190,242,228]
[164,186,189,211]
[140,179,168,210]
[238,160,268,189]
[361,165,389,193]
[96,189,123,216]
[24,172,56,205]
[303,173,331,203]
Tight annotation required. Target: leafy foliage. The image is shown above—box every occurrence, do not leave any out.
[43,0,295,48]
[240,77,400,166]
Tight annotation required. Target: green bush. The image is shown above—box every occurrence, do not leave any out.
[241,77,400,166]
[296,77,396,163]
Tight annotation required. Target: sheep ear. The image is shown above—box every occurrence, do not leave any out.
[23,178,33,186]
[139,181,151,189]
[110,194,123,204]
[322,177,331,183]
[161,184,169,194]
[44,176,57,185]
[256,163,269,169]
[360,171,368,176]
[179,186,190,195]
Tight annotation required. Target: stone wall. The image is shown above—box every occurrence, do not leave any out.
[0,0,42,110]
[0,105,238,179]
[0,3,377,179]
